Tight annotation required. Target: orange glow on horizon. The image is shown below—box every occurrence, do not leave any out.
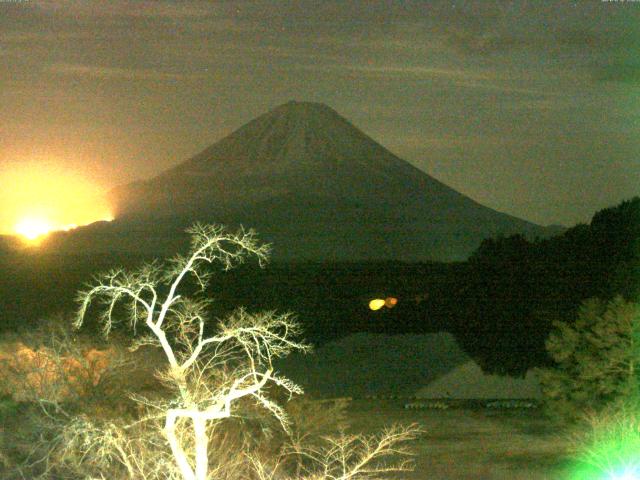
[0,162,114,242]
[15,217,55,240]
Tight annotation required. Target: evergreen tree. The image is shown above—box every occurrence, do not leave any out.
[538,296,640,423]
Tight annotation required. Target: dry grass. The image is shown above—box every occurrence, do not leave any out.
[1,387,577,479]
[344,399,573,480]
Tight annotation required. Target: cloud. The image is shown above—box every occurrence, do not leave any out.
[395,132,499,150]
[427,1,621,58]
[594,62,640,84]
[47,63,207,81]
[452,80,563,98]
[296,61,563,98]
[297,62,496,82]
[507,99,572,111]
[0,31,95,43]
[554,28,602,49]
[445,29,525,55]
[30,0,219,18]
[354,64,496,81]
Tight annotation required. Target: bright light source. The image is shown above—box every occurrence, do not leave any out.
[0,162,113,237]
[15,217,54,240]
[609,469,640,480]
[385,297,398,308]
[369,299,386,311]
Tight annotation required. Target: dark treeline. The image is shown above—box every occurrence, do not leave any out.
[0,197,638,379]
[0,252,153,328]
[0,253,452,342]
[449,196,640,376]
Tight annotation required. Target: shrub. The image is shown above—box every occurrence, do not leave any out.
[537,296,640,423]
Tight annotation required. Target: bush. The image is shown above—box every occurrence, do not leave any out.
[538,296,640,423]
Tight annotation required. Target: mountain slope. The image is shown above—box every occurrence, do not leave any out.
[64,101,560,261]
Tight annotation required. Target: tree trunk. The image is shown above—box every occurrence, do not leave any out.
[193,417,209,480]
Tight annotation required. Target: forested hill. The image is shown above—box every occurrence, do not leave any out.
[448,196,640,376]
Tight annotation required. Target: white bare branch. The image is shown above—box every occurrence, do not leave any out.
[251,423,423,480]
[54,223,421,480]
[72,223,311,480]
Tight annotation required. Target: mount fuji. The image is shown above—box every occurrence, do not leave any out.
[50,101,561,261]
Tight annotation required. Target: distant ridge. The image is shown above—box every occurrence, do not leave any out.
[51,101,562,261]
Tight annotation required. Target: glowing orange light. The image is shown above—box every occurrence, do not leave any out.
[385,297,398,308]
[15,217,54,240]
[0,162,113,241]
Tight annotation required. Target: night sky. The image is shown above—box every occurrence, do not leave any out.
[1,0,639,231]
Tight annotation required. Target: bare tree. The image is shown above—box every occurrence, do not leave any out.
[250,423,422,480]
[39,223,425,480]
[75,224,311,480]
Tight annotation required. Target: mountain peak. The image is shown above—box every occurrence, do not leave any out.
[163,99,394,184]
[273,100,337,114]
[108,101,555,261]
[250,100,352,136]
[282,99,331,108]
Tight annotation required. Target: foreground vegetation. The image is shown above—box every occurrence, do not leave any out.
[1,196,640,478]
[0,224,421,479]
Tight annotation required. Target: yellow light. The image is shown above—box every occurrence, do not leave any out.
[369,299,386,311]
[0,162,113,239]
[15,217,54,240]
